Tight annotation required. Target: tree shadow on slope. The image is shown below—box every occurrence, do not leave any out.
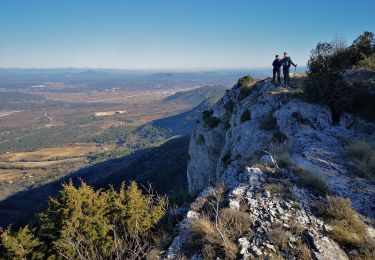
[0,136,190,229]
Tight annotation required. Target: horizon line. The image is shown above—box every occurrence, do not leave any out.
[0,66,281,72]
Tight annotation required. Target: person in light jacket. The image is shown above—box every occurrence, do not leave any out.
[282,51,297,86]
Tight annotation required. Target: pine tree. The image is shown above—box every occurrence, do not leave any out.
[0,226,43,260]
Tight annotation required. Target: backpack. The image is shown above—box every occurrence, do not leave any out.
[283,57,291,67]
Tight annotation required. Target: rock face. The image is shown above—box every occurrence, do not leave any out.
[168,79,375,259]
[187,79,375,218]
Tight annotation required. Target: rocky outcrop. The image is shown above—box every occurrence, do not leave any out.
[187,79,375,218]
[170,78,375,259]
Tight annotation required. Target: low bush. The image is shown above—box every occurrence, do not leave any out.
[184,207,252,259]
[292,112,315,128]
[223,101,234,130]
[271,131,287,143]
[259,113,278,131]
[196,134,205,145]
[263,181,294,200]
[268,222,311,259]
[240,109,251,122]
[224,100,234,114]
[202,110,221,129]
[219,208,252,241]
[292,166,330,196]
[347,140,375,178]
[303,72,366,124]
[184,218,237,259]
[237,75,257,100]
[354,53,375,71]
[314,196,375,258]
[268,141,295,169]
[221,153,232,169]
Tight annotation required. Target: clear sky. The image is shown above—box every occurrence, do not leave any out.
[0,0,374,70]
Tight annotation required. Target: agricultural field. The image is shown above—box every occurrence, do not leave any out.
[0,77,228,202]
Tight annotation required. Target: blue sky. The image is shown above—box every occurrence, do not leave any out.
[0,0,374,70]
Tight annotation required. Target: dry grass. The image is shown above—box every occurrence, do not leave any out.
[268,222,311,259]
[0,158,84,169]
[252,162,276,174]
[219,208,252,241]
[314,196,375,258]
[0,146,98,162]
[263,181,295,201]
[292,166,330,197]
[184,186,252,259]
[267,141,297,169]
[347,140,375,179]
[184,218,237,259]
[190,184,226,214]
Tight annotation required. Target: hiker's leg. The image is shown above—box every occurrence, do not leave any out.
[285,69,290,85]
[272,70,276,83]
[277,70,281,84]
[283,68,287,85]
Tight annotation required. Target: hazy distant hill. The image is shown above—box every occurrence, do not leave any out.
[152,85,225,136]
[164,85,227,106]
[0,68,269,90]
[153,98,218,136]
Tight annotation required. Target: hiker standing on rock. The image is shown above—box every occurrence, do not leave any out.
[282,51,297,86]
[272,54,283,84]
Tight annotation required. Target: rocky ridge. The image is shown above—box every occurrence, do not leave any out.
[166,78,375,259]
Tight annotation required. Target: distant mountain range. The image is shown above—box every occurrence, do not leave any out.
[0,68,274,90]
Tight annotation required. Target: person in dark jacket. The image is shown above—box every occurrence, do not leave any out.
[282,51,297,86]
[272,55,282,84]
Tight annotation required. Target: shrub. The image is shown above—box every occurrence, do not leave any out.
[224,100,234,114]
[0,226,44,260]
[307,32,375,76]
[271,131,287,143]
[221,153,232,169]
[259,113,278,131]
[219,208,252,241]
[303,72,366,123]
[36,181,165,259]
[240,109,251,122]
[184,218,237,259]
[202,110,221,129]
[292,166,330,196]
[268,222,311,259]
[314,196,375,257]
[351,31,375,66]
[184,207,251,259]
[223,101,234,130]
[347,140,373,160]
[305,32,375,123]
[347,140,375,178]
[263,181,294,200]
[354,53,375,71]
[292,112,314,128]
[237,75,257,100]
[196,134,205,145]
[268,141,295,169]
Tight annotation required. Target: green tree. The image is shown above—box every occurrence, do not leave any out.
[0,226,43,260]
[38,180,113,259]
[35,180,166,259]
[351,31,375,65]
[1,180,166,259]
